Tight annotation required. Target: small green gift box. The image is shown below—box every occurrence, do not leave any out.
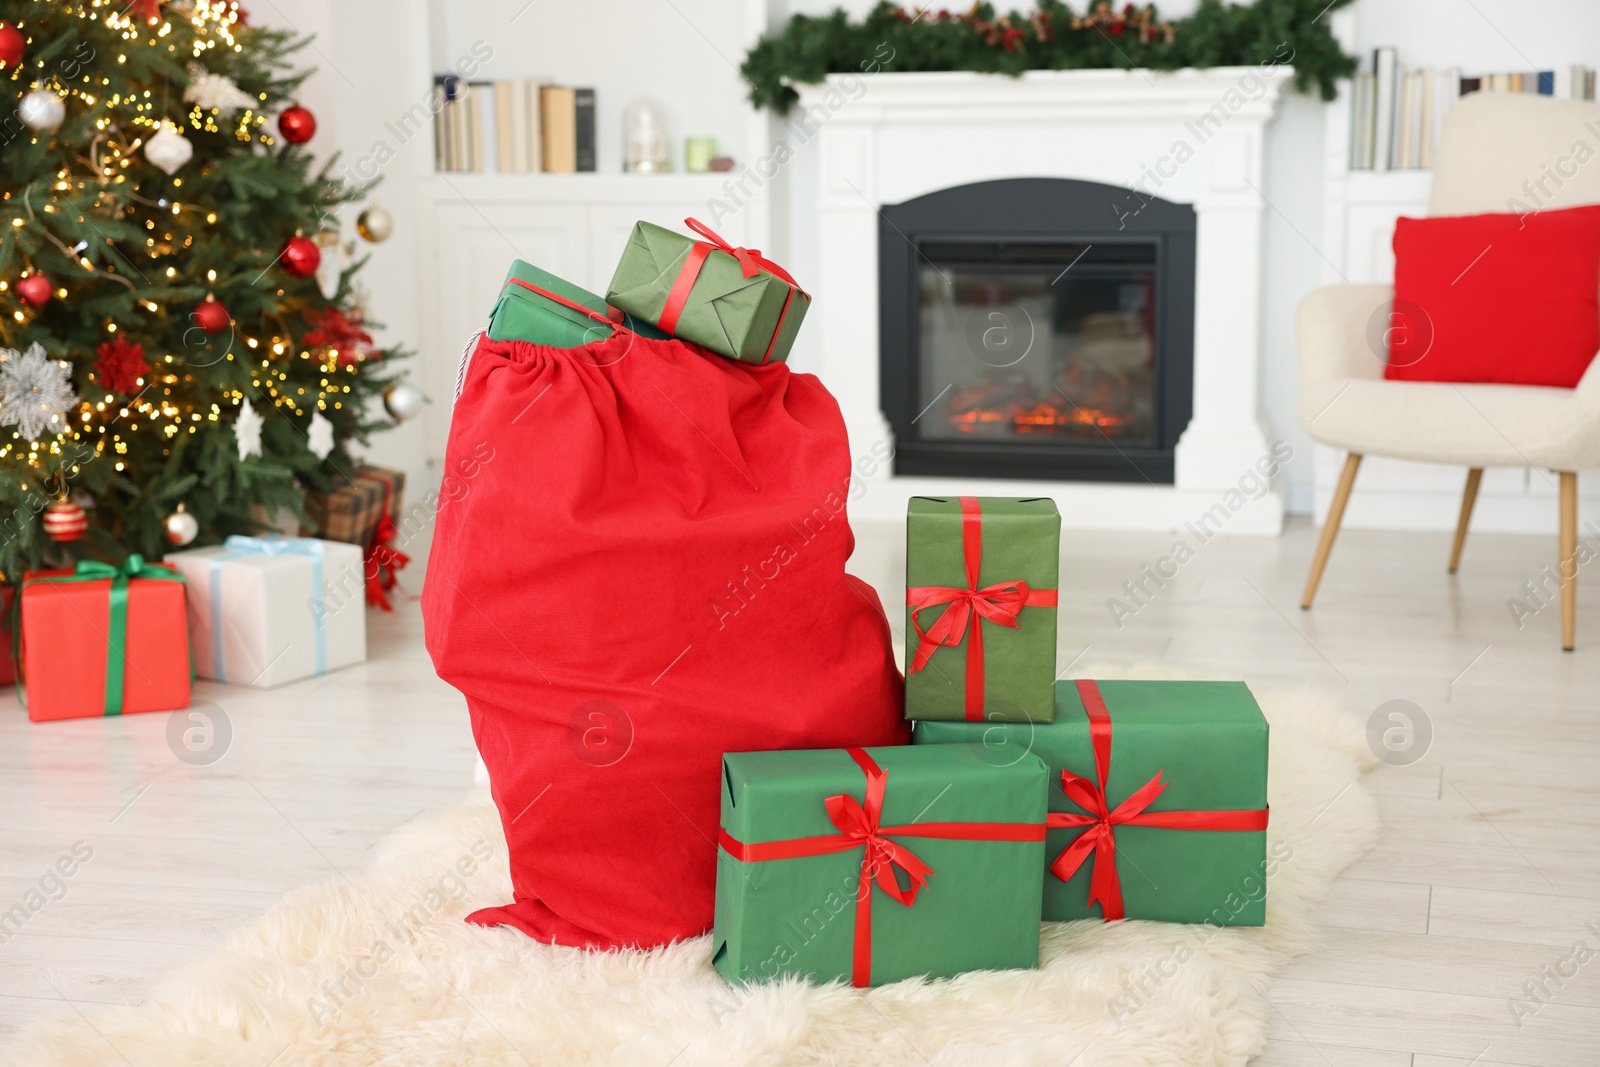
[914,679,1271,926]
[605,218,809,365]
[905,496,1059,724]
[487,260,667,347]
[712,744,1048,987]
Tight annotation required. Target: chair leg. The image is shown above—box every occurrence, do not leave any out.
[1448,468,1484,573]
[1560,470,1578,652]
[1302,453,1362,610]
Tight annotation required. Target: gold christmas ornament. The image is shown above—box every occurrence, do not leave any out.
[356,203,393,243]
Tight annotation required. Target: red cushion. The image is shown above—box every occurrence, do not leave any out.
[1385,205,1600,387]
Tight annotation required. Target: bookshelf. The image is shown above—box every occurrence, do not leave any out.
[401,0,774,460]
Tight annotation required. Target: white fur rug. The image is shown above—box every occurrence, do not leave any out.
[12,669,1380,1066]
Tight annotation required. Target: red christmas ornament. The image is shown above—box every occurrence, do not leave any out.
[134,0,163,26]
[277,105,316,145]
[15,273,52,307]
[280,235,321,278]
[193,296,230,333]
[94,337,151,394]
[43,499,88,543]
[0,22,23,69]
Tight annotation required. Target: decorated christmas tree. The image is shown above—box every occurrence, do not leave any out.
[0,0,411,578]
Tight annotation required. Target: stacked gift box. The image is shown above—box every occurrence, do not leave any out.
[709,496,1270,987]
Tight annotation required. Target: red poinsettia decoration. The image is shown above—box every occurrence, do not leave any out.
[94,337,150,394]
[134,0,163,25]
[300,307,372,351]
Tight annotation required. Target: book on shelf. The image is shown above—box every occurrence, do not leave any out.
[1350,53,1598,172]
[433,76,592,174]
[1371,47,1399,173]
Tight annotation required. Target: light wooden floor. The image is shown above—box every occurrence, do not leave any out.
[3,516,1599,1065]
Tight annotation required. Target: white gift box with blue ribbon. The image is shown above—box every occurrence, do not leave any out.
[166,535,367,688]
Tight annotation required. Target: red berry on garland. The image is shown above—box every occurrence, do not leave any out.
[193,295,230,333]
[95,337,151,394]
[278,105,316,145]
[43,498,88,543]
[16,273,52,307]
[1109,19,1125,34]
[280,235,321,278]
[0,22,23,70]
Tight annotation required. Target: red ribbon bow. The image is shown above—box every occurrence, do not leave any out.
[905,497,1058,721]
[364,512,411,610]
[719,747,1045,987]
[657,218,805,365]
[1046,680,1270,921]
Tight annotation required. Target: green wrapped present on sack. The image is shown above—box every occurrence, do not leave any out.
[486,260,668,348]
[916,679,1271,926]
[606,218,810,366]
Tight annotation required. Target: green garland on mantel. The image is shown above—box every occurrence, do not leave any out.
[742,0,1358,113]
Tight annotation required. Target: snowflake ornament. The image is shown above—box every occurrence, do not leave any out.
[183,63,255,115]
[0,343,78,442]
[234,397,264,460]
[306,409,334,459]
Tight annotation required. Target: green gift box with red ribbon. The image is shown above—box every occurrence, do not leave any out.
[712,744,1048,987]
[914,679,1271,926]
[604,218,809,366]
[905,496,1059,724]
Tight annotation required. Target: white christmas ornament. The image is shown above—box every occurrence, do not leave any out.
[234,397,264,460]
[145,121,194,176]
[0,343,78,442]
[183,62,255,116]
[19,90,64,131]
[306,409,334,459]
[383,382,425,421]
[314,233,347,301]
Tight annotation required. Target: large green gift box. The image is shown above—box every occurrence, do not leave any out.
[914,679,1270,925]
[905,496,1059,724]
[605,218,809,365]
[487,260,668,347]
[712,744,1048,987]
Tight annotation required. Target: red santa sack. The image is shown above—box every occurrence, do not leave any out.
[422,328,908,949]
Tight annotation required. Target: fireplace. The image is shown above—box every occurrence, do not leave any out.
[879,178,1195,484]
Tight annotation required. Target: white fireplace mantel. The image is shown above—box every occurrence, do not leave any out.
[797,68,1294,534]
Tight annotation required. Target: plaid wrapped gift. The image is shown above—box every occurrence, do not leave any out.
[303,464,410,609]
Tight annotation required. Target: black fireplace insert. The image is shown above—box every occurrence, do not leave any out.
[879,178,1196,483]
